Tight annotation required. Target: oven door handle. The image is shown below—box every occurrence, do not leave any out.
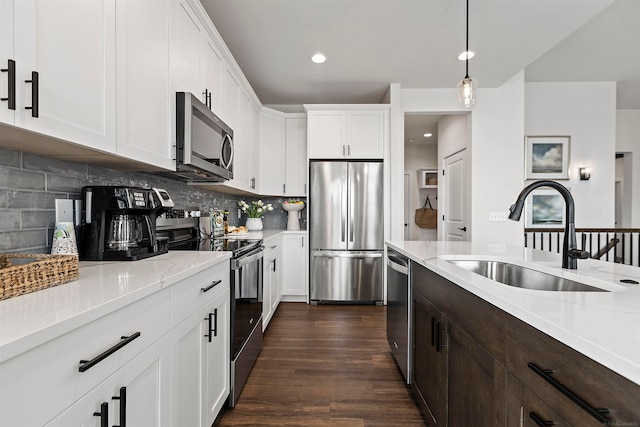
[230,246,264,270]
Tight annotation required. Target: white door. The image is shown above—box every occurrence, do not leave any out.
[443,149,469,241]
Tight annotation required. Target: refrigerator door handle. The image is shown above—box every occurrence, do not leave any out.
[349,165,355,244]
[312,250,382,258]
[341,173,346,242]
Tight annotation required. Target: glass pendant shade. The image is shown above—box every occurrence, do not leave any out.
[457,76,477,107]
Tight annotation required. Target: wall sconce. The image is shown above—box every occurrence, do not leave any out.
[579,167,591,180]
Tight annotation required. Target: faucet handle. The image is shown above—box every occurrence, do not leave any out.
[568,248,590,259]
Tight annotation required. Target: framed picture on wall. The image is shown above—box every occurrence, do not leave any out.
[525,136,570,180]
[525,188,568,229]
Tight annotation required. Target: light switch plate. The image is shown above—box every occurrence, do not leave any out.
[55,199,74,223]
[488,211,507,222]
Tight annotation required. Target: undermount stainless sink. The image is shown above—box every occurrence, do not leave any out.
[448,260,608,292]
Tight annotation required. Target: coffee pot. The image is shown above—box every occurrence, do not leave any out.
[80,186,173,261]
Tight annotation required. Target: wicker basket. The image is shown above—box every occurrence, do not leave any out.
[0,254,79,301]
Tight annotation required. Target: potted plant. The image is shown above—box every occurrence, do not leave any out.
[238,200,273,231]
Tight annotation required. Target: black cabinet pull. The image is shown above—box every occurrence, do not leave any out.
[436,321,445,353]
[202,88,212,109]
[93,402,108,427]
[79,332,141,372]
[25,71,38,117]
[529,412,555,426]
[212,308,218,337]
[1,59,16,110]
[201,279,222,293]
[528,362,609,423]
[430,317,436,347]
[204,309,218,341]
[112,386,127,427]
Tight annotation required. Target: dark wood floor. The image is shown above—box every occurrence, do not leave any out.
[217,303,427,426]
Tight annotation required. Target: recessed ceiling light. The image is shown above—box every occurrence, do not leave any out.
[458,50,475,61]
[311,53,326,64]
[408,138,415,143]
[423,133,433,138]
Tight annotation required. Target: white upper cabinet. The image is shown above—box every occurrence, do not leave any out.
[306,106,388,159]
[0,1,15,125]
[221,65,239,131]
[115,0,174,170]
[347,109,385,158]
[173,0,203,99]
[9,0,117,152]
[231,91,258,192]
[200,36,223,112]
[285,117,307,197]
[306,110,346,158]
[258,109,286,195]
[258,109,307,196]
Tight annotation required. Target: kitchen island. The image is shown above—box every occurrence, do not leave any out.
[387,240,640,426]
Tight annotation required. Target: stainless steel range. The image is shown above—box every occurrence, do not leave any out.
[157,208,263,407]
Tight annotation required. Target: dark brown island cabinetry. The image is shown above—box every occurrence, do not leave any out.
[411,262,640,426]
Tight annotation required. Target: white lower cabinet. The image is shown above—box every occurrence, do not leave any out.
[170,267,230,427]
[263,236,282,330]
[0,287,171,427]
[45,334,171,427]
[281,233,308,301]
[0,259,232,427]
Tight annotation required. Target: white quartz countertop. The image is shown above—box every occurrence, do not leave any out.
[224,229,306,243]
[0,251,231,363]
[386,240,640,386]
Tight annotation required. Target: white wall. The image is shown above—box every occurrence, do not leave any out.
[616,110,640,226]
[399,71,526,244]
[469,72,526,244]
[525,82,617,228]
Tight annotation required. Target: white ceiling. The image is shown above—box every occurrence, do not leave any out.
[201,0,639,109]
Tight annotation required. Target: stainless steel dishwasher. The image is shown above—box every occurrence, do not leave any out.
[386,248,411,384]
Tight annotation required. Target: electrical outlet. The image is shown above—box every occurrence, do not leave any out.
[488,211,507,222]
[238,208,242,218]
[55,199,74,223]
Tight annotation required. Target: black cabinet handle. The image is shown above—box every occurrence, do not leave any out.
[430,317,436,347]
[202,88,212,109]
[1,59,16,110]
[212,307,218,337]
[205,309,218,342]
[201,279,222,293]
[436,321,444,353]
[112,386,127,427]
[93,402,108,427]
[205,312,213,342]
[79,332,141,372]
[529,412,555,426]
[458,227,467,232]
[528,362,609,423]
[25,71,38,117]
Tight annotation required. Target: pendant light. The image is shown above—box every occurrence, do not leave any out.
[457,0,477,107]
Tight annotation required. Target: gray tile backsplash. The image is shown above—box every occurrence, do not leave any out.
[0,147,305,254]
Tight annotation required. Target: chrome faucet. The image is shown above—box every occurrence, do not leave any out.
[508,180,590,269]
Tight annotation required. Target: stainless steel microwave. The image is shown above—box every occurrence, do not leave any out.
[174,92,233,182]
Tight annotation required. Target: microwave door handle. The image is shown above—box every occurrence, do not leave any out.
[221,134,234,170]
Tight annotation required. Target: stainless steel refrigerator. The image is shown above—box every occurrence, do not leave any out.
[309,161,384,303]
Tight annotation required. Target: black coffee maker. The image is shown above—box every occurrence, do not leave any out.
[79,186,174,261]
